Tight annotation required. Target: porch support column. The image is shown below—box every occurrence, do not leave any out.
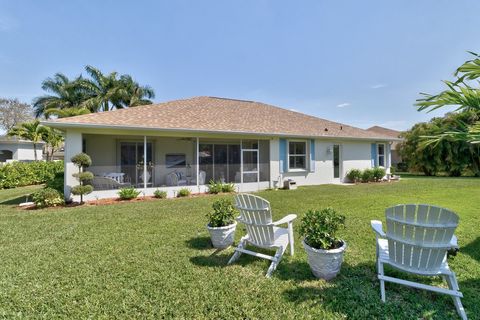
[143,135,147,190]
[196,137,199,188]
[64,130,82,200]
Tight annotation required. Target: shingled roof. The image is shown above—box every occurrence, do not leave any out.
[45,96,394,140]
[366,126,402,138]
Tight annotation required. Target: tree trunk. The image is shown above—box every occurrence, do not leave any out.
[33,143,38,161]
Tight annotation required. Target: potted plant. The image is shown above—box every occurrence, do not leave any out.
[299,208,347,280]
[206,198,238,249]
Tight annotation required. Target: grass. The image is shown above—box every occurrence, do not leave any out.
[0,177,478,319]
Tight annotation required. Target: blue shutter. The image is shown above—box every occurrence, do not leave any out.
[279,139,287,173]
[371,143,378,167]
[309,139,315,172]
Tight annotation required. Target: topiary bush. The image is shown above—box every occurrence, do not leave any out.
[372,167,386,181]
[346,169,362,183]
[177,188,191,197]
[361,168,374,183]
[206,198,238,228]
[32,187,64,208]
[153,189,167,199]
[299,208,346,250]
[0,161,64,189]
[70,153,93,203]
[118,187,140,200]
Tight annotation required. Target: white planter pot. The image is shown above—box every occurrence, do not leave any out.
[206,222,237,249]
[303,239,347,280]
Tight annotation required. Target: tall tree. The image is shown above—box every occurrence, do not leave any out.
[41,126,64,161]
[32,73,87,118]
[7,120,45,161]
[118,74,155,107]
[0,98,33,131]
[416,52,480,144]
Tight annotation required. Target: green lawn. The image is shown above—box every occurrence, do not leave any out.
[0,178,479,319]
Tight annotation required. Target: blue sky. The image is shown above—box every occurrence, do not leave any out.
[1,0,479,131]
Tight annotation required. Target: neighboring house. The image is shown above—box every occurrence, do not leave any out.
[0,135,44,162]
[44,96,398,200]
[367,126,403,166]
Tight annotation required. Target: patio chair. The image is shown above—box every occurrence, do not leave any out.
[228,194,297,277]
[371,204,466,319]
[166,171,187,186]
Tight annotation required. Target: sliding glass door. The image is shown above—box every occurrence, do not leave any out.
[199,143,240,183]
[120,141,153,186]
[333,144,341,179]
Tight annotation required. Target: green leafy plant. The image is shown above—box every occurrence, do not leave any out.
[221,182,235,193]
[346,169,362,183]
[177,188,191,197]
[361,168,374,183]
[32,187,64,208]
[45,171,64,195]
[206,199,238,228]
[207,179,223,194]
[0,161,64,189]
[389,166,396,175]
[70,152,93,203]
[153,189,167,199]
[299,208,346,250]
[372,167,386,181]
[118,187,140,200]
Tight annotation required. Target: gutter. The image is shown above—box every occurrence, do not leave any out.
[41,121,401,142]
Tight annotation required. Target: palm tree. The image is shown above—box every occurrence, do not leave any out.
[44,107,91,118]
[416,52,480,144]
[32,73,86,118]
[41,126,64,161]
[118,75,155,107]
[7,120,45,161]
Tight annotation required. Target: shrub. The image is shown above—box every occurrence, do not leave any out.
[372,167,386,181]
[118,187,140,200]
[346,169,362,183]
[177,188,191,197]
[0,160,64,189]
[71,153,93,203]
[153,189,167,199]
[390,166,396,175]
[206,199,238,227]
[299,208,346,250]
[32,187,64,208]
[361,168,374,182]
[45,171,64,195]
[221,183,235,193]
[207,180,223,194]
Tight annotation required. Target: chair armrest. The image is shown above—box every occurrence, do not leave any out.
[272,214,297,226]
[450,235,458,249]
[371,220,386,237]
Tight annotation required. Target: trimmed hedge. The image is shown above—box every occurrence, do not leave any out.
[0,161,64,189]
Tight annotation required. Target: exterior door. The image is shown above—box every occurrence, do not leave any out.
[333,144,342,180]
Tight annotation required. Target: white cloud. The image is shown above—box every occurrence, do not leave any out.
[336,102,351,108]
[370,83,388,89]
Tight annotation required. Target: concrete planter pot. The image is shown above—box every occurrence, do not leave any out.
[303,239,347,280]
[206,221,237,249]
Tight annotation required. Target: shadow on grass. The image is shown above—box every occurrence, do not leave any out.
[189,245,274,269]
[462,237,480,262]
[0,195,31,206]
[185,236,214,250]
[282,261,473,319]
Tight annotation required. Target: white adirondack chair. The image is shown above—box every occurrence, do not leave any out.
[371,204,467,320]
[228,194,297,277]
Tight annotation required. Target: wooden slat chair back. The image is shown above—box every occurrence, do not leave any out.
[371,204,467,319]
[234,193,275,247]
[228,193,297,277]
[385,204,459,274]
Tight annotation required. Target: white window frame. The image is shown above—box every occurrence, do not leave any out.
[287,140,307,171]
[377,143,386,167]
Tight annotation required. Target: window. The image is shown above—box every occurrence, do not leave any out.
[288,141,306,170]
[377,143,385,167]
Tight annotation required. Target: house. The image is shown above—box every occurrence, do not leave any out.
[366,126,403,165]
[43,96,398,200]
[0,135,44,162]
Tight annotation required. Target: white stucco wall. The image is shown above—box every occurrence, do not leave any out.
[0,142,43,161]
[64,130,83,198]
